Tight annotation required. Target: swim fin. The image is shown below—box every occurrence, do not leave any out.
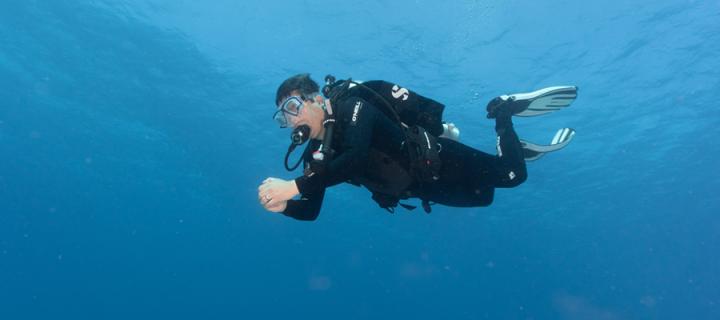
[521,128,576,161]
[487,86,578,118]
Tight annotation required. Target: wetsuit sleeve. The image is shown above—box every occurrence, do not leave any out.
[283,97,379,220]
[281,141,326,221]
[282,186,325,221]
[296,96,378,190]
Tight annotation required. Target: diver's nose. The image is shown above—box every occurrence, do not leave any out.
[288,113,301,128]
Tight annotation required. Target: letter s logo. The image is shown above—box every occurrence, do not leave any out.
[391,85,409,101]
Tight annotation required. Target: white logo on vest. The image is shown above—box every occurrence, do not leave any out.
[391,85,409,101]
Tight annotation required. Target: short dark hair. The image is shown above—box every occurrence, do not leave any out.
[275,73,320,106]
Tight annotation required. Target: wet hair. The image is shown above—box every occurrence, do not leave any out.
[275,73,320,106]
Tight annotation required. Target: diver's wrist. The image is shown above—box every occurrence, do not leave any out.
[291,180,300,197]
[295,176,309,194]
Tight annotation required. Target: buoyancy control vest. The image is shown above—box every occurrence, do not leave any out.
[322,76,446,213]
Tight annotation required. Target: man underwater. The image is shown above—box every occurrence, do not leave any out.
[258,74,577,220]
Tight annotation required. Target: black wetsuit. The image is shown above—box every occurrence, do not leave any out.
[282,87,527,221]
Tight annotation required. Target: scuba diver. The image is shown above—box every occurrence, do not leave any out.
[258,73,577,221]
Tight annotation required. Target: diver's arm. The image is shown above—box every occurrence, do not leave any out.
[287,97,378,219]
[325,98,376,182]
[282,186,325,221]
[281,140,327,221]
[296,97,378,189]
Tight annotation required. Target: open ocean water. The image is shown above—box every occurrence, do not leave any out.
[1,1,719,319]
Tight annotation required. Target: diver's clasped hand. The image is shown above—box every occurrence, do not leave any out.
[258,177,300,213]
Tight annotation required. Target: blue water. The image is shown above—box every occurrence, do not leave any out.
[2,1,719,319]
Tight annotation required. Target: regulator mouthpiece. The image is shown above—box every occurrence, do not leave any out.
[291,125,310,146]
[285,125,311,171]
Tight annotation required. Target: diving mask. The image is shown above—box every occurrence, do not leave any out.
[273,96,305,128]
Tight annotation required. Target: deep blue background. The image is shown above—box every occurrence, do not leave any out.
[1,1,719,319]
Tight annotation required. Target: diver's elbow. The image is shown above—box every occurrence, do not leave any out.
[292,209,320,221]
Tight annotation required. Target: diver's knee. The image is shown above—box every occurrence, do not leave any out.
[480,196,493,207]
[506,169,527,187]
[476,190,494,207]
[515,170,528,185]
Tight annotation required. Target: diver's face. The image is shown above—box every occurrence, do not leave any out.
[278,90,325,139]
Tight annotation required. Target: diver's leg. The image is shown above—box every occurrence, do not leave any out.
[416,116,527,207]
[492,112,527,188]
[414,105,528,207]
[416,138,497,207]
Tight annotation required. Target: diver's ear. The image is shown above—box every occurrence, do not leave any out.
[319,96,331,113]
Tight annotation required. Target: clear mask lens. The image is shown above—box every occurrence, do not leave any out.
[273,96,305,128]
[273,110,289,128]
